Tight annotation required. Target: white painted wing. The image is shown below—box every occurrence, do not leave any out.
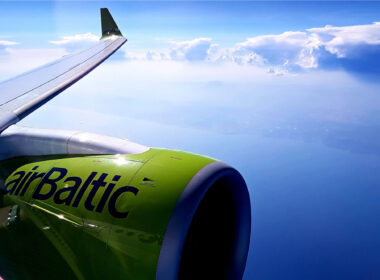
[0,36,126,132]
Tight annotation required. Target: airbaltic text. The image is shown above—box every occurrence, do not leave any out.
[3,166,139,219]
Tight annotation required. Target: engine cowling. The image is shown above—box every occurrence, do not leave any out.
[0,148,250,280]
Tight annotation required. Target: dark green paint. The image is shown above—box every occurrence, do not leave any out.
[100,8,122,39]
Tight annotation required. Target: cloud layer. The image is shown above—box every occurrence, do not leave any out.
[122,22,380,75]
[1,22,379,79]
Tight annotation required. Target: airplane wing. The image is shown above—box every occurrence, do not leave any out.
[0,8,126,132]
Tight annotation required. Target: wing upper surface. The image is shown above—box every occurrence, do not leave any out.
[0,36,126,131]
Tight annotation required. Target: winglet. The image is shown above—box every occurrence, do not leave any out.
[101,8,123,39]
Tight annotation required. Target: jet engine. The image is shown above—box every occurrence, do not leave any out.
[0,125,251,280]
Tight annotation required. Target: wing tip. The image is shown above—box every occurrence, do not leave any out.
[100,8,123,39]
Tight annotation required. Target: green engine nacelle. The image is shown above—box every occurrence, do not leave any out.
[0,148,251,280]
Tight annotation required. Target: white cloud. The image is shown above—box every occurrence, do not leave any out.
[120,22,380,74]
[49,33,99,51]
[0,40,18,47]
[0,40,18,53]
[123,38,214,62]
[308,22,380,58]
[124,51,148,61]
[266,67,289,76]
[229,31,321,69]
[169,38,213,61]
[124,50,169,61]
[229,22,380,72]
[146,50,169,61]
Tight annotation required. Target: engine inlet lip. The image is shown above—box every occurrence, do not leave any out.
[156,161,251,280]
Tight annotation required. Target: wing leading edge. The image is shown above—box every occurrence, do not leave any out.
[0,8,126,132]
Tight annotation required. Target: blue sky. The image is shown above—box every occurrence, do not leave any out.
[1,1,380,279]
